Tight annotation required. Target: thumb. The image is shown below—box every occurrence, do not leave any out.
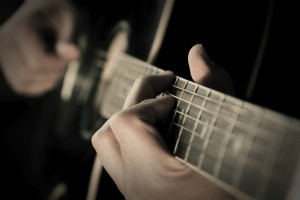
[188,44,212,84]
[56,42,80,60]
[188,44,235,95]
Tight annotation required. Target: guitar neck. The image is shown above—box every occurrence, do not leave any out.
[98,52,300,200]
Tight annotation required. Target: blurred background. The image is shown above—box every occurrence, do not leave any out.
[1,0,299,199]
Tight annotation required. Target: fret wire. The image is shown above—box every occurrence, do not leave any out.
[173,121,285,180]
[112,69,129,111]
[169,84,244,125]
[173,79,189,157]
[118,57,142,79]
[103,52,298,146]
[181,79,196,161]
[231,110,265,191]
[222,101,241,186]
[166,91,286,144]
[179,80,193,161]
[256,112,286,199]
[172,108,283,171]
[100,56,300,161]
[173,101,288,167]
[166,77,180,140]
[103,56,143,115]
[173,111,288,199]
[191,110,207,166]
[121,54,297,135]
[171,84,239,112]
[201,90,223,174]
[171,84,258,130]
[170,82,295,139]
[116,55,292,153]
[98,52,300,200]
[113,57,159,111]
[184,85,200,163]
[121,53,163,76]
[102,53,300,132]
[100,53,298,200]
[195,89,212,168]
[116,61,130,93]
[123,60,143,78]
[210,94,228,178]
[170,79,239,112]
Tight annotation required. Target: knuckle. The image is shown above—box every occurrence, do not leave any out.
[110,112,131,127]
[135,75,151,87]
[110,111,140,130]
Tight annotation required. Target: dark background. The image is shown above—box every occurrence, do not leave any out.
[72,0,300,119]
[1,0,299,199]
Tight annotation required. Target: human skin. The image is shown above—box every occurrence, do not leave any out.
[0,0,79,96]
[92,44,236,200]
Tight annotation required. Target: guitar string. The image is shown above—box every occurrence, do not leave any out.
[105,53,298,173]
[101,52,298,178]
[171,121,281,174]
[169,108,283,181]
[166,83,288,200]
[107,53,298,135]
[96,50,299,199]
[173,127,291,200]
[94,48,300,127]
[96,50,298,162]
[167,90,286,146]
[100,53,297,164]
[101,52,300,159]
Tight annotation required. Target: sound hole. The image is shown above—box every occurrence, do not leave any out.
[80,20,130,140]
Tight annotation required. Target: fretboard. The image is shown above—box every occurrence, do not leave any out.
[98,52,300,200]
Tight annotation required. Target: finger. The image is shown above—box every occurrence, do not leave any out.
[91,121,124,188]
[30,69,65,82]
[15,26,41,70]
[34,1,77,54]
[18,73,64,96]
[188,44,235,95]
[114,96,176,144]
[52,2,76,42]
[56,42,80,60]
[188,44,212,84]
[123,71,175,109]
[110,96,176,160]
[15,18,73,72]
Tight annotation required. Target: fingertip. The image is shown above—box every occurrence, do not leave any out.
[136,95,176,125]
[160,70,175,80]
[162,70,174,75]
[188,44,212,83]
[189,44,202,54]
[188,44,211,64]
[154,95,176,123]
[56,42,80,60]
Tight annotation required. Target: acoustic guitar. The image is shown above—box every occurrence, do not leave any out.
[94,49,300,200]
[60,1,300,199]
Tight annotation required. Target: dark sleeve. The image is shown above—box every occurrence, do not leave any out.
[0,0,24,25]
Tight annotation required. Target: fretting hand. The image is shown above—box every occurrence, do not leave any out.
[92,44,236,200]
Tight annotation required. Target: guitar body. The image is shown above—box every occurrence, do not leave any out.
[58,0,172,136]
